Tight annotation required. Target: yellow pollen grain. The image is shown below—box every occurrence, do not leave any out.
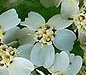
[0,32,3,36]
[4,55,10,63]
[45,35,51,42]
[79,15,85,21]
[9,50,15,56]
[38,34,43,38]
[37,34,43,40]
[0,63,4,67]
[0,48,6,54]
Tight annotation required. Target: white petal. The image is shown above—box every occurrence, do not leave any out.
[47,14,73,30]
[43,44,55,68]
[0,9,21,30]
[17,44,33,60]
[53,29,76,51]
[8,57,34,75]
[30,43,55,68]
[61,0,79,19]
[49,51,69,73]
[84,0,86,6]
[3,27,20,44]
[20,12,45,31]
[0,68,9,75]
[17,27,35,45]
[66,54,82,75]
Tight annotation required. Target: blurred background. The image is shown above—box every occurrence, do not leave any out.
[0,0,60,21]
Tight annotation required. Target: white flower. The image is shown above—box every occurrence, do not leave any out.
[0,9,21,45]
[17,11,76,51]
[58,0,86,51]
[61,0,79,19]
[48,51,82,75]
[48,51,69,75]
[16,11,76,68]
[0,44,34,75]
[65,53,82,75]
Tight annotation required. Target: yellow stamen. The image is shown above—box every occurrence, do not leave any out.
[45,35,51,42]
[37,34,43,40]
[79,15,85,21]
[0,63,4,68]
[9,50,15,56]
[4,55,10,63]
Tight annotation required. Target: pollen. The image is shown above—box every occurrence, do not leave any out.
[35,24,57,45]
[37,34,43,40]
[79,15,85,21]
[73,6,86,27]
[45,35,51,42]
[0,44,19,69]
[0,63,4,68]
[9,50,15,56]
[4,55,10,63]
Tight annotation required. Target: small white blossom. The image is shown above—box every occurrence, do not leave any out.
[16,11,76,68]
[48,51,82,75]
[58,0,86,51]
[0,9,21,45]
[0,44,34,75]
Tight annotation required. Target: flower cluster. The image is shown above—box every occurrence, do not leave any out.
[0,9,34,75]
[0,0,86,75]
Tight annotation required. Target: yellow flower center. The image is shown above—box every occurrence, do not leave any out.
[0,44,19,69]
[73,6,86,26]
[34,24,57,45]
